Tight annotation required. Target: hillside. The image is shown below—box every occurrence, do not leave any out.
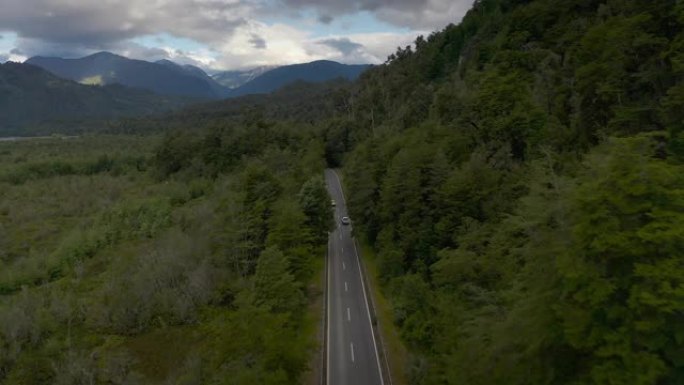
[211,66,277,89]
[0,62,189,135]
[26,52,224,99]
[228,60,371,97]
[155,59,227,97]
[334,0,684,384]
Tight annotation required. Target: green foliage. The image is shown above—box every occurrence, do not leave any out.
[3,0,684,384]
[334,1,684,384]
[253,247,305,314]
[0,128,327,384]
[297,176,334,243]
[556,136,684,385]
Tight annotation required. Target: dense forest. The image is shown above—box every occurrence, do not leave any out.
[337,0,684,384]
[0,131,332,384]
[1,0,683,384]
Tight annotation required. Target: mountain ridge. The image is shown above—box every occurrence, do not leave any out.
[228,60,371,97]
[0,61,189,135]
[26,52,223,98]
[26,52,372,99]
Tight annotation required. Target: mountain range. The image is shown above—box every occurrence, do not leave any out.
[228,61,371,97]
[26,52,223,99]
[0,61,189,134]
[0,52,371,133]
[211,66,276,89]
[25,52,371,99]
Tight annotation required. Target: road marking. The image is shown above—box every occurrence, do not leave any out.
[347,307,351,322]
[345,282,348,292]
[350,342,355,363]
[332,170,347,205]
[341,247,344,253]
[353,239,386,385]
[343,261,346,270]
[326,230,331,385]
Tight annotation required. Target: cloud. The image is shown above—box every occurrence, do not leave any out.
[249,34,267,49]
[375,0,474,30]
[278,0,474,29]
[318,38,364,56]
[0,53,8,63]
[318,15,333,24]
[0,0,251,51]
[0,0,468,70]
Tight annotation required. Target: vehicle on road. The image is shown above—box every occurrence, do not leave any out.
[341,216,350,225]
[331,199,336,207]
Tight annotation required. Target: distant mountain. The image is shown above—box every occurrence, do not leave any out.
[26,52,225,99]
[211,66,277,89]
[154,59,226,97]
[228,61,371,97]
[24,53,372,100]
[0,62,189,134]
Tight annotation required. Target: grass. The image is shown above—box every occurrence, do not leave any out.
[358,239,409,385]
[303,247,326,385]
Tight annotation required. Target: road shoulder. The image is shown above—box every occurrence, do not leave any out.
[356,238,410,385]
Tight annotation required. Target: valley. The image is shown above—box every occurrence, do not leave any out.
[1,0,683,384]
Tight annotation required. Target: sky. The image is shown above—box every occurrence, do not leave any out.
[0,0,475,71]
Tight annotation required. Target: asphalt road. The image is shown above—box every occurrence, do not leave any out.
[325,169,384,385]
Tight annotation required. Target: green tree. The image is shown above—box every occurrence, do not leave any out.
[557,135,684,384]
[297,176,333,243]
[253,247,304,314]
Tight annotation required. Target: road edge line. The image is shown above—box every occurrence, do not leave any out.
[352,238,386,385]
[325,230,331,385]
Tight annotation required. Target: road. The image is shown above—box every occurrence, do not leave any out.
[325,169,384,385]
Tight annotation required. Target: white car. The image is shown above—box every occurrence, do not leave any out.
[331,199,336,207]
[341,216,351,225]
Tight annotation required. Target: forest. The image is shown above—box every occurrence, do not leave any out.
[338,0,684,384]
[1,0,683,384]
[0,131,332,384]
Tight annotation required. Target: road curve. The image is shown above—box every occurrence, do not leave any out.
[325,169,384,385]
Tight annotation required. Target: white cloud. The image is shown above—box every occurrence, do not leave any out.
[0,0,473,69]
[206,21,420,69]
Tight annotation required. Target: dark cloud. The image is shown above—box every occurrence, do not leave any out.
[318,38,364,56]
[10,48,23,55]
[282,0,473,29]
[14,37,94,58]
[122,45,170,61]
[318,15,333,24]
[0,0,250,55]
[249,34,267,49]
